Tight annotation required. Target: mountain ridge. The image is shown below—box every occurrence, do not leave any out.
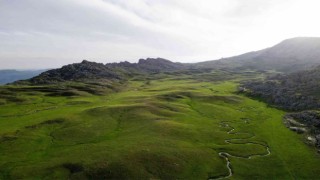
[13,37,320,84]
[20,58,188,84]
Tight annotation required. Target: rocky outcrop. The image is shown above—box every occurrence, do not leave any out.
[137,58,186,73]
[106,58,187,74]
[29,60,121,84]
[284,111,320,148]
[18,58,189,84]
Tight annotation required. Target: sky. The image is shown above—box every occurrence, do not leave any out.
[0,0,320,69]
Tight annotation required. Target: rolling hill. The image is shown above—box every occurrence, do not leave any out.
[1,70,320,179]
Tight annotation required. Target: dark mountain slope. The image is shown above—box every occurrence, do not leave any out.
[198,37,320,72]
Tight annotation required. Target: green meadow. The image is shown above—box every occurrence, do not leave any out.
[0,73,319,179]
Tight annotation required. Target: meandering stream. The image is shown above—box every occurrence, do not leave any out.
[210,121,271,180]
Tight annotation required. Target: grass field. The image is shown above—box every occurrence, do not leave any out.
[0,73,319,179]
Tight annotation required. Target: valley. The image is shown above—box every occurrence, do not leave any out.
[2,0,320,178]
[1,71,319,179]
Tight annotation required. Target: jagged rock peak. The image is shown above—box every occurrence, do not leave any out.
[27,60,121,84]
[18,57,188,84]
[81,59,90,63]
[79,60,105,66]
[138,58,172,64]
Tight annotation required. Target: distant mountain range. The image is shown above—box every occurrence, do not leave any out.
[197,37,320,72]
[10,37,320,84]
[0,70,45,85]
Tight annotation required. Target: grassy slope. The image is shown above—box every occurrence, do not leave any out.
[0,74,319,179]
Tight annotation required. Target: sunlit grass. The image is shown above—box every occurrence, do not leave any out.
[0,73,319,179]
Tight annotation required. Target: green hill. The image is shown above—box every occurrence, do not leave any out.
[1,69,320,179]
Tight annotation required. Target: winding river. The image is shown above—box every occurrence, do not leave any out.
[210,121,271,180]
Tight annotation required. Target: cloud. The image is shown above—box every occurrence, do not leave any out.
[0,0,320,69]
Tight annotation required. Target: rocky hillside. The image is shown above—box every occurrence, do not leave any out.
[240,65,320,111]
[137,58,185,72]
[20,58,188,84]
[284,111,320,150]
[28,60,121,84]
[106,58,186,73]
[197,37,320,72]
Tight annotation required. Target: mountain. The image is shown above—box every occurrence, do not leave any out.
[240,65,320,111]
[197,37,320,72]
[0,70,45,85]
[22,58,188,84]
[14,37,320,84]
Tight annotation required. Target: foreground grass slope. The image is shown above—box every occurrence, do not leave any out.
[0,73,319,179]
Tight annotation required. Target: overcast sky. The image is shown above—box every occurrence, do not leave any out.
[0,0,320,69]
